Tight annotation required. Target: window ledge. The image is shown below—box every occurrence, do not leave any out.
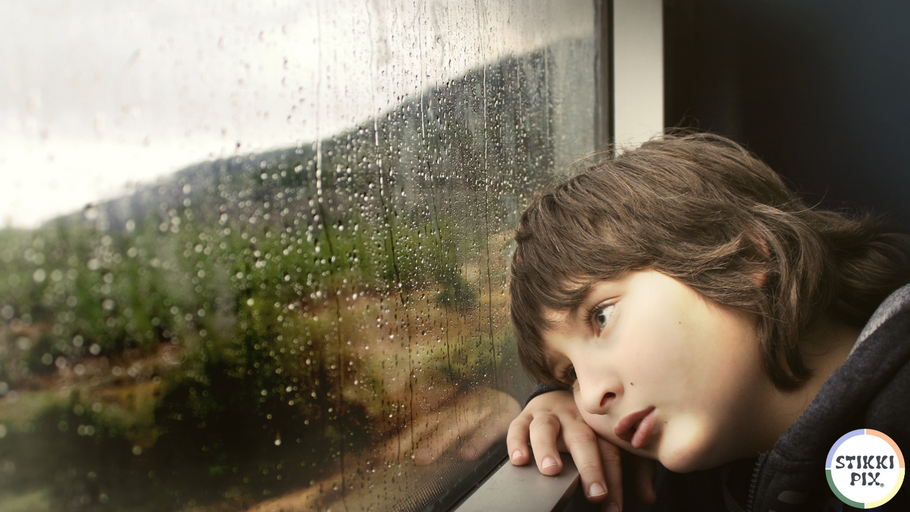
[453,455,580,512]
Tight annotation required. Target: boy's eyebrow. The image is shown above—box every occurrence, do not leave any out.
[565,287,601,320]
[568,277,628,316]
[559,283,597,318]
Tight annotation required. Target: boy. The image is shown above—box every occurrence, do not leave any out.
[505,133,910,511]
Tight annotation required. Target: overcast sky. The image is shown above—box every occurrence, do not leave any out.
[0,0,592,228]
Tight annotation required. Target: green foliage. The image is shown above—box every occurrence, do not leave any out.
[0,152,483,510]
[0,42,566,511]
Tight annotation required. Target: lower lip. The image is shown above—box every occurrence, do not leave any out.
[630,409,657,449]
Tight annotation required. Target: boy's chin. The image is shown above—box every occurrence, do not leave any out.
[659,453,708,474]
[656,432,723,474]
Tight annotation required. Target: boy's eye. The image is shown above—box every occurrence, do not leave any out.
[591,303,615,331]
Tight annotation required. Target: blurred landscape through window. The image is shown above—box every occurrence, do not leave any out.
[0,1,595,510]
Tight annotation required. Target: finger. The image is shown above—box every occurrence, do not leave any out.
[528,415,564,475]
[630,454,658,505]
[506,413,533,465]
[559,422,607,503]
[597,437,625,512]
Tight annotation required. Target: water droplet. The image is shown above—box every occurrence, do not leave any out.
[15,337,31,351]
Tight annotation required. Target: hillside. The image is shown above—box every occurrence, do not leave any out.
[0,40,586,512]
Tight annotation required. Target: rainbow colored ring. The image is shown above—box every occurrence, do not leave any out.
[826,429,905,508]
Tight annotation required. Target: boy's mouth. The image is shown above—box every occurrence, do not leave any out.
[614,407,656,448]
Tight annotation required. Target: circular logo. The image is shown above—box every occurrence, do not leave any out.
[826,429,905,508]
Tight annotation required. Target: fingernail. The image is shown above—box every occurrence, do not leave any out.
[511,450,522,462]
[542,456,558,469]
[606,502,620,512]
[588,482,606,497]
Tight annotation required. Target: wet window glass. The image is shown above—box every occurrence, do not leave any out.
[0,1,594,510]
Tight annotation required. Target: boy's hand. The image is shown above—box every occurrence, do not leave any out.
[506,390,657,511]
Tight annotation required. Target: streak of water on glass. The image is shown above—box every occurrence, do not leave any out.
[0,1,594,510]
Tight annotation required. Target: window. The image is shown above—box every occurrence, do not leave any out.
[0,1,595,510]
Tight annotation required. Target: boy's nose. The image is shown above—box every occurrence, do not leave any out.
[576,371,622,415]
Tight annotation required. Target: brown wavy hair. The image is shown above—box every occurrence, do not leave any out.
[510,133,910,391]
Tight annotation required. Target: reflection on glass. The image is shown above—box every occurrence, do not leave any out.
[0,1,594,510]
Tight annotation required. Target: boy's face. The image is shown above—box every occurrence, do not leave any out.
[542,270,769,472]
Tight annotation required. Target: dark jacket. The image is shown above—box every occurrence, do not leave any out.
[656,284,910,512]
[531,284,910,512]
